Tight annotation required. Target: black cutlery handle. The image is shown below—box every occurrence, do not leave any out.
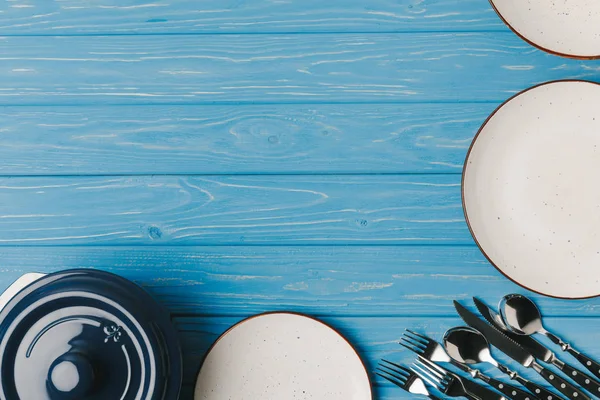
[516,377,563,400]
[450,363,506,400]
[486,376,540,400]
[498,363,565,400]
[567,348,600,381]
[546,331,600,381]
[534,361,591,400]
[555,359,600,396]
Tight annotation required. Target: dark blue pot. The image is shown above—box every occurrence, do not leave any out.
[0,269,182,400]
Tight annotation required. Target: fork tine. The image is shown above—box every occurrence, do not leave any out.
[418,356,447,377]
[377,361,410,384]
[381,359,412,376]
[405,329,433,343]
[403,330,429,345]
[375,371,406,388]
[399,337,426,353]
[380,360,413,380]
[399,341,422,354]
[411,363,441,389]
[414,357,444,381]
[377,365,409,384]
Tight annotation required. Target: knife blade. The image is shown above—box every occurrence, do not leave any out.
[454,301,590,400]
[474,297,600,398]
[473,297,553,362]
[454,301,534,366]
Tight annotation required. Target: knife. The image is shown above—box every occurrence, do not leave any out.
[454,302,562,400]
[474,297,600,398]
[455,301,590,400]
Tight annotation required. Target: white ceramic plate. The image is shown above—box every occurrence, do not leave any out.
[463,80,600,299]
[490,0,600,58]
[194,312,372,400]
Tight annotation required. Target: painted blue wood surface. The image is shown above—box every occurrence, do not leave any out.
[0,104,492,175]
[1,2,600,400]
[0,175,465,245]
[0,34,598,105]
[0,0,506,34]
[0,246,597,317]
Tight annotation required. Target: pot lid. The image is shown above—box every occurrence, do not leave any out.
[0,269,182,400]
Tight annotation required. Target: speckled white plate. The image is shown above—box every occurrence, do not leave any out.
[490,0,600,58]
[463,80,600,299]
[194,312,372,400]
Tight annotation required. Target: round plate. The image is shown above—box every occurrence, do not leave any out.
[463,80,600,299]
[194,312,372,400]
[490,0,600,58]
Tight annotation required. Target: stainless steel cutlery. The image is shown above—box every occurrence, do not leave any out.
[444,325,558,400]
[401,329,525,400]
[476,297,600,397]
[443,327,538,400]
[455,301,588,400]
[413,356,483,400]
[379,295,600,400]
[501,294,600,381]
[376,360,443,400]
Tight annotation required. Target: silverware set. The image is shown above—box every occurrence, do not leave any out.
[379,294,600,400]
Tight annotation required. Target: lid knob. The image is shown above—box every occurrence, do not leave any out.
[47,352,96,400]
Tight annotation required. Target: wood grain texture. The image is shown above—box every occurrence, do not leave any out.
[0,175,466,245]
[0,104,493,175]
[2,246,593,396]
[0,0,505,35]
[2,2,600,399]
[0,33,598,105]
[1,246,598,318]
[176,315,600,391]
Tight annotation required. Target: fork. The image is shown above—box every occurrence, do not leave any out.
[375,359,443,400]
[401,329,537,400]
[413,356,482,400]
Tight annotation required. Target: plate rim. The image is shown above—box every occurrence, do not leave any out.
[488,0,600,60]
[461,79,600,300]
[193,311,374,400]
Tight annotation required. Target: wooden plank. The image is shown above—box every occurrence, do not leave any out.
[181,385,547,400]
[0,175,466,245]
[0,103,492,175]
[0,0,505,35]
[0,33,597,105]
[176,315,600,389]
[0,246,598,317]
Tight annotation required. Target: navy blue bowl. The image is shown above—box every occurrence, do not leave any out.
[0,269,182,400]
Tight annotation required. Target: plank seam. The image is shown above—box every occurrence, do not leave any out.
[0,30,512,37]
[0,100,504,107]
[0,172,464,178]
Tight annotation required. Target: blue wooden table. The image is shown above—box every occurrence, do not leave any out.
[1,1,600,399]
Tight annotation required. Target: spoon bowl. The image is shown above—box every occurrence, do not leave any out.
[443,327,496,366]
[500,294,544,336]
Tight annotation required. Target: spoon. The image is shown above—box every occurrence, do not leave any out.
[500,294,600,380]
[499,294,546,337]
[444,327,496,366]
[444,327,560,400]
